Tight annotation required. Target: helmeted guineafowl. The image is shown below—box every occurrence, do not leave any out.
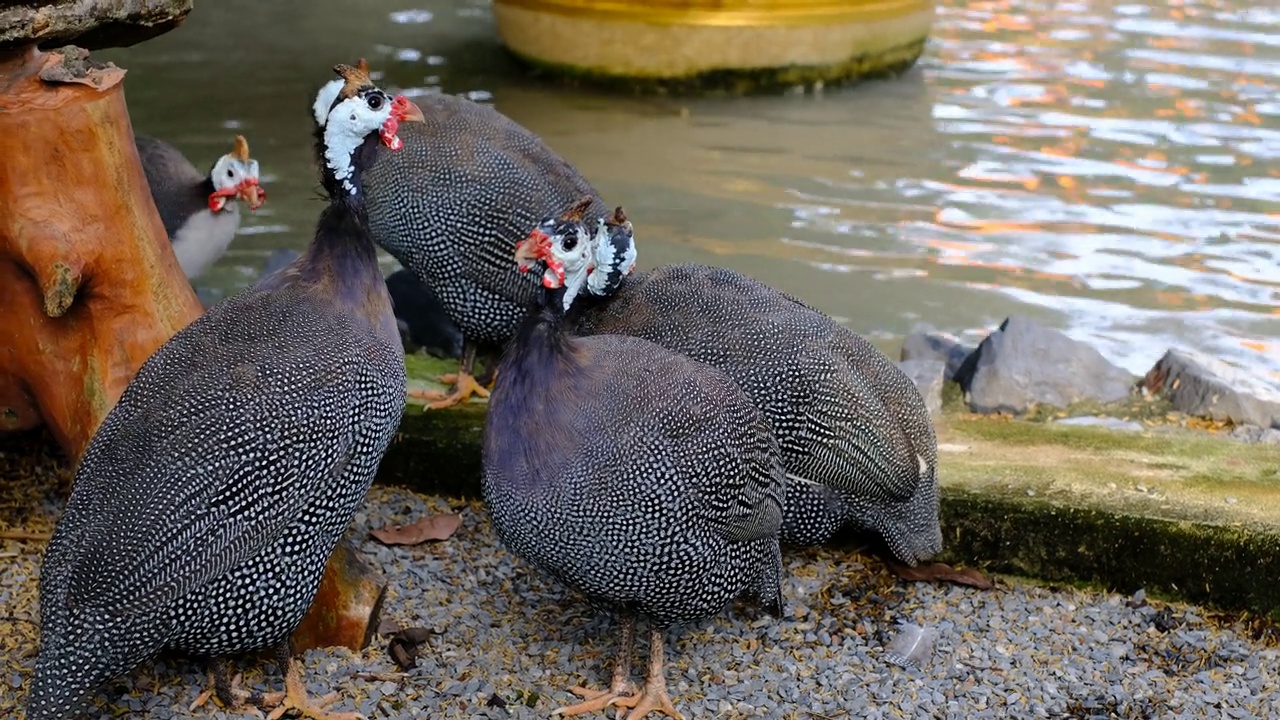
[311,62,608,409]
[27,63,420,720]
[528,205,942,568]
[135,133,265,279]
[483,199,786,720]
[261,250,465,360]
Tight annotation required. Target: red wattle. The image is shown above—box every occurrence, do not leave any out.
[381,115,402,149]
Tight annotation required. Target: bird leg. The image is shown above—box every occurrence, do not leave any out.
[551,614,638,717]
[188,657,276,717]
[408,342,490,409]
[441,354,498,389]
[263,644,364,720]
[614,627,684,720]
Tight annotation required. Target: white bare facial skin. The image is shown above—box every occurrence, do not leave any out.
[323,93,394,195]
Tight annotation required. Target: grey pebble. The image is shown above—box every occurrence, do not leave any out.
[3,486,1279,719]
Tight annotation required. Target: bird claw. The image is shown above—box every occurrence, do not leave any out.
[613,681,684,720]
[190,672,268,718]
[264,691,363,720]
[189,687,215,712]
[554,678,640,717]
[550,683,638,717]
[422,372,489,409]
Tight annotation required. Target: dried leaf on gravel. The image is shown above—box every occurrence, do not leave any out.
[387,626,443,670]
[889,560,995,589]
[370,513,462,546]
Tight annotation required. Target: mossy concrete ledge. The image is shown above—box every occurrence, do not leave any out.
[491,0,934,94]
[381,355,1280,618]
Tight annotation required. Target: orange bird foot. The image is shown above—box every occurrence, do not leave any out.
[190,671,279,718]
[613,680,684,720]
[408,371,490,410]
[550,679,639,718]
[263,657,364,720]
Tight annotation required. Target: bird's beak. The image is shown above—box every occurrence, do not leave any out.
[392,96,425,124]
[515,230,550,272]
[237,180,265,210]
[381,96,423,151]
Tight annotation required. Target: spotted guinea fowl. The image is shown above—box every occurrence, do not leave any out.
[483,199,786,720]
[262,249,464,360]
[135,133,266,279]
[528,204,941,568]
[27,64,420,720]
[311,61,608,409]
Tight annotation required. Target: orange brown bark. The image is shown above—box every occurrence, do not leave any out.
[0,45,202,462]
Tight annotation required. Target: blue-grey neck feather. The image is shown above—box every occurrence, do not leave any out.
[485,286,583,492]
[259,132,388,318]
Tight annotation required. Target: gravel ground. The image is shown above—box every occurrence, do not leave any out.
[2,447,1278,720]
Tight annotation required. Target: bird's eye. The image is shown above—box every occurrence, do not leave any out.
[562,235,578,251]
[226,169,235,178]
[367,94,384,111]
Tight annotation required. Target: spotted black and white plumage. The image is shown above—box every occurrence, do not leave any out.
[484,220,785,630]
[318,86,608,353]
[566,215,942,566]
[27,66,410,720]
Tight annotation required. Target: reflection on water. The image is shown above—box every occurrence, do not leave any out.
[101,0,1280,378]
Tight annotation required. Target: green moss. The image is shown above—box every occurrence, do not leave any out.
[940,379,965,412]
[946,414,1280,475]
[503,36,928,96]
[43,262,79,318]
[404,353,458,383]
[937,490,1280,616]
[373,355,1280,616]
[1017,392,1178,424]
[380,401,489,499]
[81,354,108,425]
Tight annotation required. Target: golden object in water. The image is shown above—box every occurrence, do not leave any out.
[493,0,935,91]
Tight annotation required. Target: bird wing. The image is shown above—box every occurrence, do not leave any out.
[630,350,785,546]
[134,134,208,238]
[686,383,786,546]
[783,358,925,503]
[613,265,929,504]
[62,291,365,618]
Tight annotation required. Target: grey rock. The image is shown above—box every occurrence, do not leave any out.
[900,331,975,383]
[896,359,945,420]
[1055,416,1144,432]
[1229,425,1280,445]
[963,316,1136,415]
[8,480,1280,718]
[1144,349,1280,430]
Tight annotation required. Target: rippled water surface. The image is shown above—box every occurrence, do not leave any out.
[101,0,1280,377]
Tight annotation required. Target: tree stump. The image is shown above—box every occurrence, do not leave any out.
[0,45,204,461]
[291,537,388,654]
[0,30,386,651]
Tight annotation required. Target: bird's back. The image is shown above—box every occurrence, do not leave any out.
[483,332,784,625]
[361,96,606,347]
[574,263,941,561]
[134,134,208,239]
[29,278,406,720]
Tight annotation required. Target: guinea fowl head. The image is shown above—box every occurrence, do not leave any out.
[207,134,265,212]
[312,58,425,130]
[514,196,596,312]
[586,205,637,296]
[316,61,424,197]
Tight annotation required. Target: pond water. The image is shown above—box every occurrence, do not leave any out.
[100,0,1280,378]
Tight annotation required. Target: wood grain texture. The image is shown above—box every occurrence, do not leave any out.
[0,45,202,460]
